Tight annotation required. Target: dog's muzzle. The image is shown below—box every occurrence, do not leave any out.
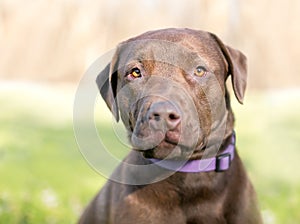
[131,100,182,151]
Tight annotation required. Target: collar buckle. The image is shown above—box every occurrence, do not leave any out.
[215,153,232,172]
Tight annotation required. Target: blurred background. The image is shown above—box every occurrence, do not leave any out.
[0,0,300,223]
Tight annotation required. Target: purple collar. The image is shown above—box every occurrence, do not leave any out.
[148,133,235,173]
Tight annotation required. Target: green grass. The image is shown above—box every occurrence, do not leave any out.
[0,112,104,223]
[0,84,106,223]
[232,90,300,224]
[1,84,300,223]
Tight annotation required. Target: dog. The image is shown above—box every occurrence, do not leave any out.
[78,28,262,224]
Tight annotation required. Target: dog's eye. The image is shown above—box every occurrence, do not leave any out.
[129,68,142,78]
[194,66,206,77]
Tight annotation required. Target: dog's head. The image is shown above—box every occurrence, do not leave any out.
[97,28,247,160]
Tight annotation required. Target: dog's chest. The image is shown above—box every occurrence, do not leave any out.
[119,178,226,223]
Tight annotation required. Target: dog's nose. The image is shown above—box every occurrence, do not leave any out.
[148,101,181,130]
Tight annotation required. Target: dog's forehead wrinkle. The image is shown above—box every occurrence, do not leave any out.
[120,29,224,61]
[119,39,213,71]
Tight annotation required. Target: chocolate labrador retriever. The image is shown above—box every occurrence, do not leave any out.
[78,28,262,224]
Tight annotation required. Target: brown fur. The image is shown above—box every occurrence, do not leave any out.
[78,28,262,224]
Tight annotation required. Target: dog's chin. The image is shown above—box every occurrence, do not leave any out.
[142,141,180,160]
[140,140,204,160]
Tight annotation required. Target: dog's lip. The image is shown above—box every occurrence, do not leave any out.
[132,130,206,153]
[133,137,180,151]
[165,131,180,143]
[164,138,180,147]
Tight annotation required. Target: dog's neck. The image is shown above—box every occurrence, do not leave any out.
[148,132,236,173]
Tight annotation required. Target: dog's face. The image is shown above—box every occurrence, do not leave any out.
[98,29,247,160]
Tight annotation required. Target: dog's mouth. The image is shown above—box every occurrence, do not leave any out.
[132,130,180,151]
[141,140,206,160]
[133,130,206,160]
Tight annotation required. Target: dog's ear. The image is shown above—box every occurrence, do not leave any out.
[96,54,119,121]
[210,33,247,104]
